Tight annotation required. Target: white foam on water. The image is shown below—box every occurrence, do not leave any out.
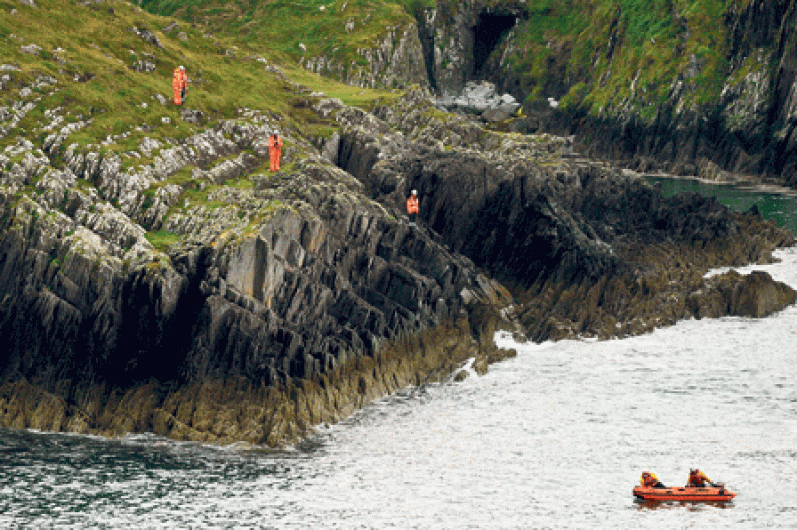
[3,253,797,528]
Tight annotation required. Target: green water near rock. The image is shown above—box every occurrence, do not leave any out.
[647,176,797,235]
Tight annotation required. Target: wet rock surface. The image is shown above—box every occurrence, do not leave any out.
[0,84,792,446]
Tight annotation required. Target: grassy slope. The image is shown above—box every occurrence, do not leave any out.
[510,0,734,118]
[139,0,432,67]
[136,0,746,123]
[2,0,280,142]
[0,0,398,141]
[0,0,398,249]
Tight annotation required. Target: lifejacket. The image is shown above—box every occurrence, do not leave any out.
[406,195,419,215]
[641,472,659,487]
[688,470,710,487]
[172,68,187,90]
[268,135,283,153]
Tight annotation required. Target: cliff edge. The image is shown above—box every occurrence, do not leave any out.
[0,0,793,446]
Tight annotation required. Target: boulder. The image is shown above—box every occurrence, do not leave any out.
[133,60,156,73]
[131,26,163,49]
[436,81,520,119]
[690,269,797,318]
[20,44,42,55]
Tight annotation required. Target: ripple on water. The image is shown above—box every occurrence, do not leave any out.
[2,252,797,528]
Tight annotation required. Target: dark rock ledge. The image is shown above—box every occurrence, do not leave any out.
[0,86,793,446]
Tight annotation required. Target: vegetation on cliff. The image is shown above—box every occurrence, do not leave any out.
[136,0,733,112]
[0,0,396,250]
[0,0,793,448]
[138,0,797,184]
[0,0,515,446]
[139,0,431,57]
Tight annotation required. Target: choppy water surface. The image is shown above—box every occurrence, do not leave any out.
[2,181,797,529]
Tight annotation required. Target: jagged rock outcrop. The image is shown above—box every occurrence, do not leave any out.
[299,22,429,90]
[328,88,796,340]
[0,66,792,447]
[0,75,517,445]
[689,269,797,319]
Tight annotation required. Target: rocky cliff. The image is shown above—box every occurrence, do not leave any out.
[401,0,797,188]
[0,0,794,446]
[144,0,797,188]
[334,87,796,340]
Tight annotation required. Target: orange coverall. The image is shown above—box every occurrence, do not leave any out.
[172,68,187,105]
[406,195,419,215]
[268,134,283,171]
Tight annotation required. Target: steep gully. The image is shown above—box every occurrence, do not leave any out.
[411,0,797,189]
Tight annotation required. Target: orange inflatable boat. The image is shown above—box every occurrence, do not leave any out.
[633,484,737,502]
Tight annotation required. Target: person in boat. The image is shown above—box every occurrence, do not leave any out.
[687,468,715,487]
[640,472,665,488]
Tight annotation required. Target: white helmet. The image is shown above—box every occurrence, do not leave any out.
[179,65,185,70]
[412,189,417,195]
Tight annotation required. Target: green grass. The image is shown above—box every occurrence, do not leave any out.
[140,0,417,68]
[0,0,298,152]
[1,0,413,253]
[134,0,743,123]
[506,0,734,120]
[279,64,401,108]
[145,229,182,251]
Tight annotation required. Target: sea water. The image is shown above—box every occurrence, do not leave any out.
[1,178,796,529]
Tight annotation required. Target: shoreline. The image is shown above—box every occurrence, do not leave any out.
[0,313,517,448]
[627,169,797,198]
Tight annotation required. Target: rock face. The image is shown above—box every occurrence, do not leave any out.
[454,0,797,188]
[0,76,516,445]
[283,0,797,189]
[0,76,792,446]
[409,0,526,96]
[690,270,797,319]
[332,88,796,340]
[298,22,429,90]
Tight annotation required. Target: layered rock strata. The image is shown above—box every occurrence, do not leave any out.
[0,83,793,446]
[330,88,796,341]
[0,81,516,445]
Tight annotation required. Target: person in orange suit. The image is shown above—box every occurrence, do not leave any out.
[406,189,419,224]
[687,468,714,487]
[640,472,665,488]
[172,65,187,105]
[268,132,283,171]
